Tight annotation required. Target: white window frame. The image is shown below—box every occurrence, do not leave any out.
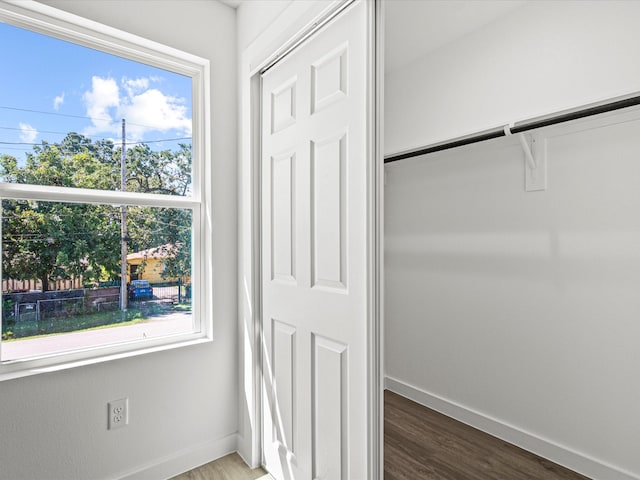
[0,0,212,381]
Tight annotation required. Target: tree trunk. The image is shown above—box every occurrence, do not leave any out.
[41,276,50,292]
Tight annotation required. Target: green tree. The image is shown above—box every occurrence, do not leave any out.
[2,199,120,291]
[0,134,192,290]
[124,143,191,196]
[0,139,121,290]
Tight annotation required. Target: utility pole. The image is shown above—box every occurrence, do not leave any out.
[120,118,128,312]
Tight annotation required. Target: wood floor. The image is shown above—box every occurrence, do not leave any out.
[175,392,591,480]
[171,453,269,480]
[385,390,591,480]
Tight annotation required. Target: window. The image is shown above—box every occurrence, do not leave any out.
[0,2,211,378]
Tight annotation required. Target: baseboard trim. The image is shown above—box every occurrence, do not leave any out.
[385,376,639,480]
[118,433,239,480]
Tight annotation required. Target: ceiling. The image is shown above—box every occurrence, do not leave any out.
[220,0,527,73]
[384,0,527,73]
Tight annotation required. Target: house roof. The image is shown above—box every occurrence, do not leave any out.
[126,243,176,261]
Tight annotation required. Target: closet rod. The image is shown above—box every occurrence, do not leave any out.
[384,93,640,164]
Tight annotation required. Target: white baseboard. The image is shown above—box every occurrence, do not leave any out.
[385,376,639,480]
[118,433,239,480]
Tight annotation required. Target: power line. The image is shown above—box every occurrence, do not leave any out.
[0,105,99,122]
[0,146,32,152]
[125,137,192,146]
[0,105,191,131]
[0,137,191,148]
[0,125,72,136]
[0,125,146,147]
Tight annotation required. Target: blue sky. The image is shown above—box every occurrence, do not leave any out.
[0,21,192,159]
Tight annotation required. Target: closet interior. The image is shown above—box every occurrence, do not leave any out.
[383,2,640,480]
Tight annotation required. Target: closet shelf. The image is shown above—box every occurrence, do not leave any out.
[384,92,640,164]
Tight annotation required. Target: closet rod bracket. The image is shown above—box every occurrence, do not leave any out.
[504,124,547,192]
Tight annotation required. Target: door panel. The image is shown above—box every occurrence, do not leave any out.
[272,319,296,452]
[311,44,348,113]
[312,334,348,480]
[270,151,296,284]
[261,2,369,479]
[310,132,347,291]
[271,77,297,134]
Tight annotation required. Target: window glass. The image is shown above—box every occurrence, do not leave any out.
[1,201,194,362]
[0,9,209,373]
[0,22,193,195]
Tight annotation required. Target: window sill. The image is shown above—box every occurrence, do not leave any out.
[0,334,212,382]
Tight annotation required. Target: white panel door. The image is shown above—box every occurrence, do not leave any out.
[261,2,370,479]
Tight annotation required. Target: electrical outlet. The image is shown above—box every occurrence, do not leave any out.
[108,398,128,430]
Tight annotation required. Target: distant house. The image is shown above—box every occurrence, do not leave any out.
[127,244,181,284]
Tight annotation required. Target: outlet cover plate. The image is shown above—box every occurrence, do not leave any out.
[108,398,128,430]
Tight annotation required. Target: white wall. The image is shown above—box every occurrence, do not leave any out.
[385,0,640,156]
[385,110,640,479]
[0,2,238,479]
[237,0,292,52]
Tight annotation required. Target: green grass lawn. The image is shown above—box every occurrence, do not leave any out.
[1,302,190,341]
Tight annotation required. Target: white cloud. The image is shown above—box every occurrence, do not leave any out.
[122,77,149,96]
[82,75,191,141]
[83,76,120,135]
[53,93,65,110]
[121,88,192,139]
[19,123,37,143]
